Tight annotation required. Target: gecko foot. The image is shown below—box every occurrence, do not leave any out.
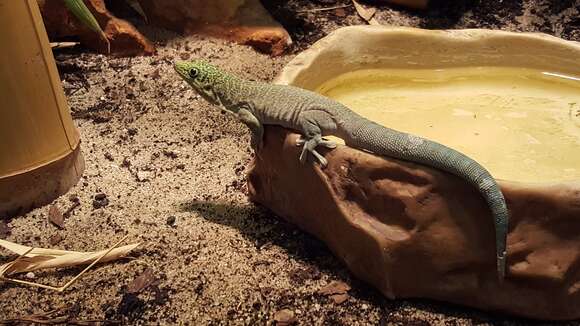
[296,136,337,149]
[297,136,334,167]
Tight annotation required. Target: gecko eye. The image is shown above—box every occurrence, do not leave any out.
[189,68,198,79]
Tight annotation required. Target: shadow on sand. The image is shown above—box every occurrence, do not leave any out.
[177,199,531,324]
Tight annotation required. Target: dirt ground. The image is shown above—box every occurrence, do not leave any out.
[1,1,579,324]
[264,0,579,52]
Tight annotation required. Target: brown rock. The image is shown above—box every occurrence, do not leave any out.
[36,0,77,38]
[247,126,580,320]
[38,0,154,56]
[92,192,109,209]
[138,0,291,56]
[272,309,297,325]
[137,0,243,27]
[48,204,64,229]
[48,233,64,245]
[318,280,351,296]
[127,268,156,294]
[330,293,349,304]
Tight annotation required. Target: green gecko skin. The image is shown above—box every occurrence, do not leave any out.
[174,60,508,280]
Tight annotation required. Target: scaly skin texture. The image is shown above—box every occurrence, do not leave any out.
[174,60,509,280]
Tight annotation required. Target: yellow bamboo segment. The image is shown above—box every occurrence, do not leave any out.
[0,0,84,217]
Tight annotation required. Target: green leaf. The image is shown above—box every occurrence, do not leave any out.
[62,0,110,53]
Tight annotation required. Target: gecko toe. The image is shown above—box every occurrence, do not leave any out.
[312,150,328,167]
[320,138,337,149]
[296,137,306,147]
[297,136,332,167]
[299,146,308,164]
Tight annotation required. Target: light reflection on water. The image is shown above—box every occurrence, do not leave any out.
[317,67,580,183]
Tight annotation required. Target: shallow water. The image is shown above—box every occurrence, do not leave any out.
[316,67,580,183]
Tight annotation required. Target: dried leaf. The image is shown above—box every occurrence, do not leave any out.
[352,0,380,25]
[48,234,64,246]
[48,204,65,229]
[273,309,297,325]
[0,238,139,275]
[0,236,138,292]
[318,280,351,296]
[330,293,349,304]
[127,268,155,294]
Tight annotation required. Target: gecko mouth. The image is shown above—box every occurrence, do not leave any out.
[173,61,188,78]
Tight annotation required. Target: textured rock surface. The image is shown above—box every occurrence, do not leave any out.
[138,0,291,55]
[365,0,429,10]
[38,0,154,56]
[39,0,290,56]
[248,126,580,320]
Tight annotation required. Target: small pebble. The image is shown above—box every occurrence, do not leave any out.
[49,234,64,245]
[136,171,151,182]
[93,193,109,209]
[273,309,296,326]
[104,152,114,161]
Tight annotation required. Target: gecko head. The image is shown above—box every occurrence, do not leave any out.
[174,60,223,105]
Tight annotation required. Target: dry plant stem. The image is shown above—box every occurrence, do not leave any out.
[63,200,81,217]
[104,38,111,54]
[1,317,120,325]
[2,247,34,277]
[50,42,80,49]
[0,304,121,325]
[7,316,67,324]
[57,235,128,291]
[1,255,66,291]
[1,235,129,292]
[297,4,352,13]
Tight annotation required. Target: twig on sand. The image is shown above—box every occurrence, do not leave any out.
[0,305,121,325]
[0,235,136,292]
[50,42,80,49]
[297,4,352,13]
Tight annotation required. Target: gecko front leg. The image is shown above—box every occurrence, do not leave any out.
[295,110,337,167]
[238,108,264,152]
